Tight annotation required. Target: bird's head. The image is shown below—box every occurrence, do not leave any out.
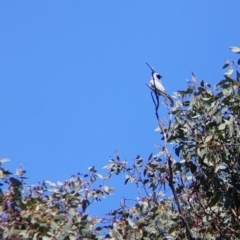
[153,72,163,80]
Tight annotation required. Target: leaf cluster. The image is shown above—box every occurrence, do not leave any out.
[0,47,240,239]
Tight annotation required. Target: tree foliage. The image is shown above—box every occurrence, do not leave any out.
[0,47,240,239]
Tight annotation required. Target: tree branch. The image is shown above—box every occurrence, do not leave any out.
[150,93,194,240]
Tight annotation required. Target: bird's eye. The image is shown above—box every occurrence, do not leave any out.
[156,74,161,79]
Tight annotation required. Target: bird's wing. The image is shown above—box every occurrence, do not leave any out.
[159,91,174,107]
[149,79,174,107]
[149,79,166,92]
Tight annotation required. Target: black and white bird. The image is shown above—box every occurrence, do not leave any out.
[147,65,174,107]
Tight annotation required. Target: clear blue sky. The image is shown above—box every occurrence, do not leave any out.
[0,1,239,216]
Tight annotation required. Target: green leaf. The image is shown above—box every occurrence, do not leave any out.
[54,215,65,221]
[237,70,240,82]
[51,220,58,231]
[191,114,200,119]
[224,68,234,77]
[0,158,10,164]
[175,146,182,157]
[82,200,89,212]
[9,177,22,187]
[229,46,240,54]
[215,164,226,173]
[125,177,130,185]
[177,90,188,96]
[192,72,196,82]
[218,123,226,130]
[95,173,104,179]
[183,101,190,106]
[127,218,137,229]
[189,162,197,174]
[148,153,153,161]
[88,166,96,172]
[222,60,231,69]
[143,179,149,185]
[197,147,206,158]
[204,135,213,144]
[45,180,56,187]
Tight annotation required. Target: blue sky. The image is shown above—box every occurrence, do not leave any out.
[0,1,239,216]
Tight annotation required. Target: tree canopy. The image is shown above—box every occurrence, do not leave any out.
[1,46,240,240]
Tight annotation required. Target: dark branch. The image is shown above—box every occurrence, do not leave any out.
[149,86,194,240]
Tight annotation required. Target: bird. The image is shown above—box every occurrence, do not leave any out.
[147,66,174,107]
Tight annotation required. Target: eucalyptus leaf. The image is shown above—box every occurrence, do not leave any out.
[229,46,240,53]
[224,67,234,77]
[222,60,231,69]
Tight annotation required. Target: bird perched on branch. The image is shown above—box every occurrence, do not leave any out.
[146,63,174,107]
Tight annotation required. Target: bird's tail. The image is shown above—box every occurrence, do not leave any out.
[161,92,174,107]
